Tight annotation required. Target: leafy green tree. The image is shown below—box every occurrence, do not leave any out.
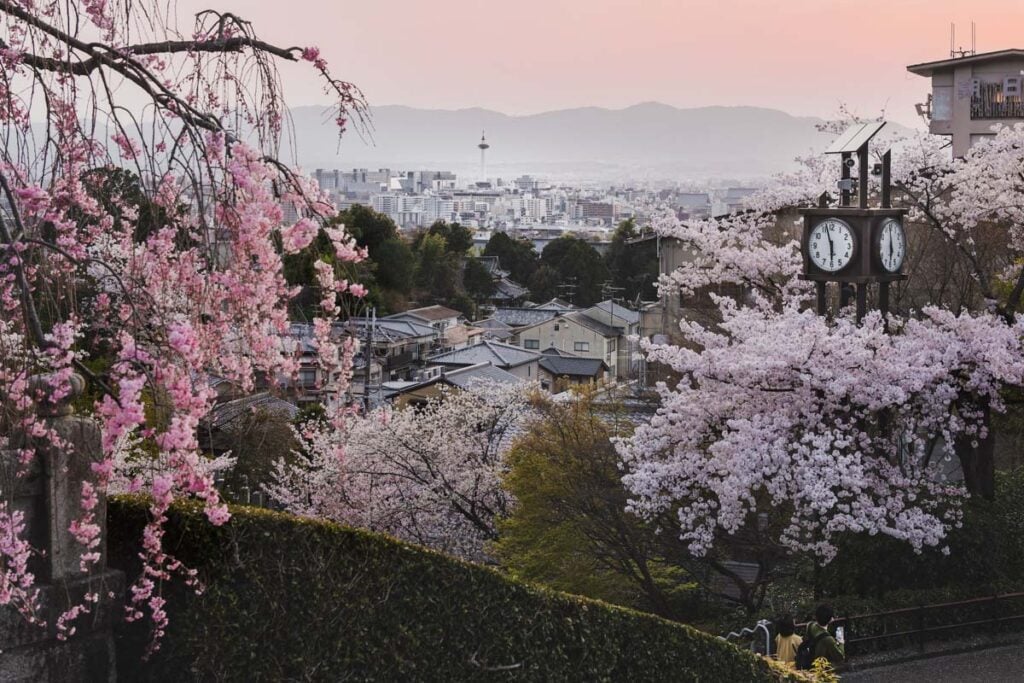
[496,390,695,620]
[415,233,459,302]
[540,236,610,306]
[528,264,561,303]
[427,220,474,254]
[606,218,659,302]
[340,203,399,254]
[464,258,497,318]
[483,232,539,284]
[374,238,416,294]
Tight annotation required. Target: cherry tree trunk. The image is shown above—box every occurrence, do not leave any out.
[955,399,996,501]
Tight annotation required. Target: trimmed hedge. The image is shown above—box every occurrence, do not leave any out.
[108,497,801,682]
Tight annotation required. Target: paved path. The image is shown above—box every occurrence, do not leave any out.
[842,645,1023,682]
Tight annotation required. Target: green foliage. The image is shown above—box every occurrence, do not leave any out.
[281,205,415,316]
[527,263,561,303]
[414,233,459,300]
[463,257,497,301]
[108,497,800,682]
[495,391,699,621]
[427,220,474,254]
[483,232,539,284]
[605,218,659,302]
[540,236,611,306]
[341,203,400,254]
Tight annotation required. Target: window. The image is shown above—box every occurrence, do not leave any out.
[524,339,540,350]
[574,341,590,352]
[1005,76,1022,98]
[932,86,952,121]
[606,339,616,353]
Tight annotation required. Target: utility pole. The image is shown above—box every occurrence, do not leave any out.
[558,277,578,305]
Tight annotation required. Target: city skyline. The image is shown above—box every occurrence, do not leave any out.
[179,0,1024,128]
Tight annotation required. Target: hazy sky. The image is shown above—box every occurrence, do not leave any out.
[178,0,1023,126]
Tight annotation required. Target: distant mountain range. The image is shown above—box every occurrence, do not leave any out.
[283,103,910,182]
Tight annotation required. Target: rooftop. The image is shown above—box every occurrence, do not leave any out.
[906,48,1024,77]
[561,311,621,338]
[429,340,540,369]
[492,307,563,328]
[586,300,641,327]
[204,393,298,429]
[388,305,462,322]
[539,356,608,379]
[442,362,522,389]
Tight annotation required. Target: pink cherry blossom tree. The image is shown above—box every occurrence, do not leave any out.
[621,123,1024,607]
[0,1,366,651]
[266,380,533,562]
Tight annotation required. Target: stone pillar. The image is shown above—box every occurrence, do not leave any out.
[0,373,124,682]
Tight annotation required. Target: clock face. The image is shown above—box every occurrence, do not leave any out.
[808,218,855,273]
[878,218,906,273]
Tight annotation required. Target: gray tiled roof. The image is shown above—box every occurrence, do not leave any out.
[387,305,461,322]
[493,278,529,301]
[345,318,436,343]
[539,356,608,378]
[561,311,620,338]
[588,300,641,326]
[205,393,298,429]
[492,307,562,327]
[533,298,576,311]
[429,340,540,369]
[443,362,522,389]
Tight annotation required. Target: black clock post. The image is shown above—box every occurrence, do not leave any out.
[799,121,907,322]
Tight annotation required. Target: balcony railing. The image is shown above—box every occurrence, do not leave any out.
[972,82,1024,119]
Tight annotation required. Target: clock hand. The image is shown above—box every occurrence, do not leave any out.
[826,226,834,266]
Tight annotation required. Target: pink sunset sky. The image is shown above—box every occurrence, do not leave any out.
[181,0,1023,126]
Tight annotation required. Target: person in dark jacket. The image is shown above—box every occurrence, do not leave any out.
[806,604,845,665]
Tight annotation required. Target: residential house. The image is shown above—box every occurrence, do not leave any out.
[537,348,609,391]
[387,361,523,409]
[384,305,481,353]
[514,310,624,379]
[582,300,641,379]
[907,48,1024,157]
[474,317,516,342]
[427,340,541,382]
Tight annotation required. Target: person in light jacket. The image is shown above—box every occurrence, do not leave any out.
[774,614,802,665]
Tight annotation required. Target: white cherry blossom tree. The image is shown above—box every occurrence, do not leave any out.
[620,123,1024,605]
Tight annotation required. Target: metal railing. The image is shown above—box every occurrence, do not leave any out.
[833,592,1024,655]
[720,619,772,655]
[724,592,1024,659]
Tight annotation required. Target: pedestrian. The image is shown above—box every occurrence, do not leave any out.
[799,603,845,667]
[774,614,802,665]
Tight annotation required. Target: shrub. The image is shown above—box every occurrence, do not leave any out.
[108,496,802,682]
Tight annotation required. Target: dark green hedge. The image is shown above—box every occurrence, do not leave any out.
[108,497,800,682]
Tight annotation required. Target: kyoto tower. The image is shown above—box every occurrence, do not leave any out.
[477,131,489,182]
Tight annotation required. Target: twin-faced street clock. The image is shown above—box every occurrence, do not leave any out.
[799,121,907,321]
